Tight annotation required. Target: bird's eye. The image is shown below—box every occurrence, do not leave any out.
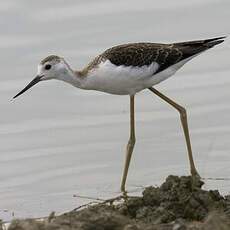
[44,64,52,70]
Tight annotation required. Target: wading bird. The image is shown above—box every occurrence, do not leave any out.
[14,36,225,192]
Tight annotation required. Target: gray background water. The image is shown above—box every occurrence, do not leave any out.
[0,0,230,221]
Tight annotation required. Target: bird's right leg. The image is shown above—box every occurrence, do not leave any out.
[120,95,136,193]
[148,87,200,179]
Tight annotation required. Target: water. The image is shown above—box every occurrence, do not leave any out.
[0,0,230,221]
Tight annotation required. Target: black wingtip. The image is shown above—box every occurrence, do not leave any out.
[205,36,227,41]
[204,36,227,47]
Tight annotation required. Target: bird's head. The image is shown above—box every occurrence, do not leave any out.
[13,55,71,99]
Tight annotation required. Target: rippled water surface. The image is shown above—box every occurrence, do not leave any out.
[0,0,230,221]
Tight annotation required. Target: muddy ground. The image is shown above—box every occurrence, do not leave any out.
[3,175,230,230]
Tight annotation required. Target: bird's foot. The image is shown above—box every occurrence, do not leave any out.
[191,170,203,191]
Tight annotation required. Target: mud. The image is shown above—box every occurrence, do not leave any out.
[6,175,230,230]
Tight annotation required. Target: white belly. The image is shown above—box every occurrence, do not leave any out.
[83,58,193,95]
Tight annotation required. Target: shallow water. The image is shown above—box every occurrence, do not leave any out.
[0,0,230,221]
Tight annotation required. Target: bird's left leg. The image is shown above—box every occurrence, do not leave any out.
[121,95,136,193]
[148,87,200,179]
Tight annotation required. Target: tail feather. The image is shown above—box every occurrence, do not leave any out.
[203,36,226,48]
[174,36,226,48]
[172,36,226,60]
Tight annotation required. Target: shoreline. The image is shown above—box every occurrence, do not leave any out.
[2,175,230,230]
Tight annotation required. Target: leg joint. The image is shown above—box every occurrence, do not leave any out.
[178,106,187,119]
[128,136,136,146]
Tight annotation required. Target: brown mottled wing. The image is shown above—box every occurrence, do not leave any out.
[101,37,225,74]
[101,43,178,74]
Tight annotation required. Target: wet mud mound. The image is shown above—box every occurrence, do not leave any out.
[7,175,230,230]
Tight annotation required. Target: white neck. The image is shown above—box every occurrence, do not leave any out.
[56,63,85,89]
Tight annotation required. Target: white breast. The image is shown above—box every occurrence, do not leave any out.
[83,60,159,95]
[83,56,195,95]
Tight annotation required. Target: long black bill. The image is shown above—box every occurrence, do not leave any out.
[13,75,43,99]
